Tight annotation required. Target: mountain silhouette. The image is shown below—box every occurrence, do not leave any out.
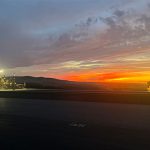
[13,76,106,90]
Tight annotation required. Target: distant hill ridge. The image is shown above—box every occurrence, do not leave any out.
[13,76,105,90]
[5,76,148,91]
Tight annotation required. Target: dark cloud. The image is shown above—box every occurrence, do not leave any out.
[147,3,150,8]
[100,17,116,28]
[113,10,125,17]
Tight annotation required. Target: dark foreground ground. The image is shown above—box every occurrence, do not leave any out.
[0,94,150,149]
[0,89,150,105]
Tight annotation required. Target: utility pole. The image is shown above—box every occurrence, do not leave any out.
[12,73,16,91]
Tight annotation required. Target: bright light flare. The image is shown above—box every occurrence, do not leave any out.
[0,69,4,74]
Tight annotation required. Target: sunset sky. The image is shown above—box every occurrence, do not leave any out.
[1,0,150,83]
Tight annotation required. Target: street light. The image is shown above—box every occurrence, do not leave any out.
[0,69,4,74]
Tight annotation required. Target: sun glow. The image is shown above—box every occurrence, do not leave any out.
[106,77,130,82]
[62,71,150,83]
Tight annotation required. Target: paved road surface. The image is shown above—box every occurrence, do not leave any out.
[0,98,150,150]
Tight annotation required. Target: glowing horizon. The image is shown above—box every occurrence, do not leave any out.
[60,71,150,83]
